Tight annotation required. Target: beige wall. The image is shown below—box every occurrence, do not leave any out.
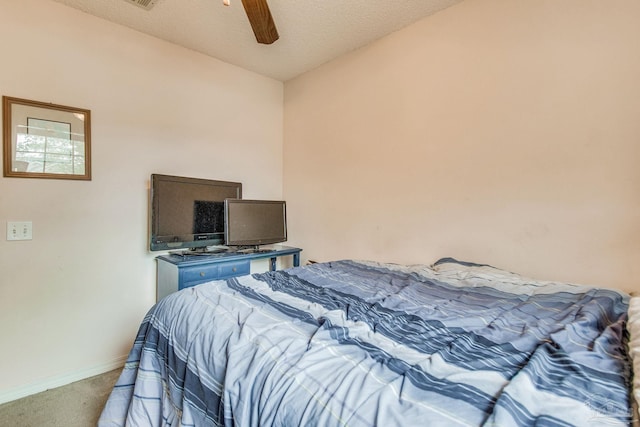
[0,0,282,401]
[284,0,640,292]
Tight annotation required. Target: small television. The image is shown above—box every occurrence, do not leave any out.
[150,174,242,251]
[224,199,287,250]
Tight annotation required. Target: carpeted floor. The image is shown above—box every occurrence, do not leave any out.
[0,368,121,427]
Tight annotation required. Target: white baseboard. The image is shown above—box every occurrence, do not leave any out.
[0,355,127,405]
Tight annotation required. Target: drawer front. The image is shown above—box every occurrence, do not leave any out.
[181,264,220,284]
[178,260,251,290]
[218,261,250,279]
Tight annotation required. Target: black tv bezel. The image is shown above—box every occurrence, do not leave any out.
[224,199,287,247]
[150,174,242,251]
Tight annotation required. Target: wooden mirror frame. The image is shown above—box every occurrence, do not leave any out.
[3,96,91,180]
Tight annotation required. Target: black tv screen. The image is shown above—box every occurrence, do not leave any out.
[150,174,242,251]
[224,199,287,247]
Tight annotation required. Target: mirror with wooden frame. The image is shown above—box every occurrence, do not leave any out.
[3,96,91,180]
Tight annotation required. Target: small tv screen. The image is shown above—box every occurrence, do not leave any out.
[150,174,242,251]
[224,199,287,247]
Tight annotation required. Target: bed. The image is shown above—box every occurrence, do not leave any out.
[98,258,633,426]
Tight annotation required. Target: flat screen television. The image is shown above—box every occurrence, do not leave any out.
[150,174,242,251]
[224,199,287,250]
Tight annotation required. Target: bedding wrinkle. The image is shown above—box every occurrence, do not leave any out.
[99,259,632,427]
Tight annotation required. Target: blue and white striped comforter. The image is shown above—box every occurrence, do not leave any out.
[99,259,631,426]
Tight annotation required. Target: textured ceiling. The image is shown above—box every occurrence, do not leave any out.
[48,0,464,81]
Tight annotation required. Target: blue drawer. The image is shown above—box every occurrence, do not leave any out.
[218,261,250,278]
[182,264,220,284]
[179,260,251,289]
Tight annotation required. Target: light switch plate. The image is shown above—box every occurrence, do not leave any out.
[7,221,32,241]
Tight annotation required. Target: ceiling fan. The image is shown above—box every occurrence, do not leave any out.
[123,0,279,45]
[225,0,279,45]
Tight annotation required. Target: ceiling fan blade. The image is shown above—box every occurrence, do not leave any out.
[240,0,279,45]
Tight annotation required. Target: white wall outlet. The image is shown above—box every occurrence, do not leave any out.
[7,221,33,241]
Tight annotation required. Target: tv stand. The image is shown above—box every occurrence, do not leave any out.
[180,247,229,256]
[156,245,302,301]
[233,245,274,254]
